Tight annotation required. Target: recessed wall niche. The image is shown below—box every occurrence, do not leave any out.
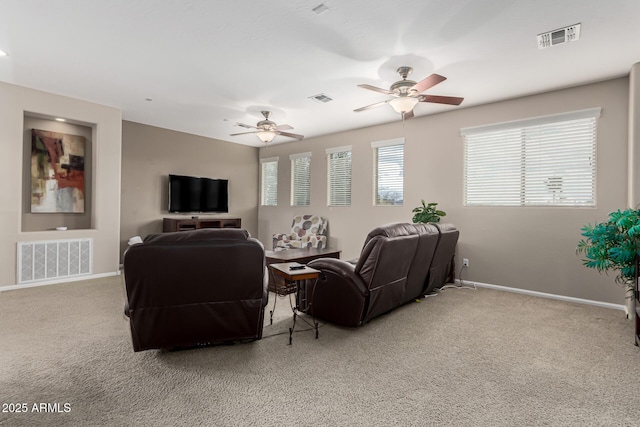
[22,112,94,232]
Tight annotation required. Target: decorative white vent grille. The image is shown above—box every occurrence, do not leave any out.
[312,3,329,15]
[537,24,581,49]
[309,93,333,103]
[18,238,92,284]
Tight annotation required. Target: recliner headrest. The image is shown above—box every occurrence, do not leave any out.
[143,228,250,244]
[410,223,440,234]
[366,222,418,238]
[361,223,419,249]
[434,223,458,233]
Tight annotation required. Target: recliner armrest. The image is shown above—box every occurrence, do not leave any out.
[305,258,369,327]
[307,258,368,296]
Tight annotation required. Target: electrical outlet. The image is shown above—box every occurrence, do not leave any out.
[462,258,469,267]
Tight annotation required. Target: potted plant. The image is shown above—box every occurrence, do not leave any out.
[412,200,446,223]
[576,208,640,317]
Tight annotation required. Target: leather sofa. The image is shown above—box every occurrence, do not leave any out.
[123,228,269,351]
[305,222,459,327]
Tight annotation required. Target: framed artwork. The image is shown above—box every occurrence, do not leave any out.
[31,129,85,213]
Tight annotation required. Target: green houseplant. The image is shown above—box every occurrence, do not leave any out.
[576,208,640,314]
[412,200,446,223]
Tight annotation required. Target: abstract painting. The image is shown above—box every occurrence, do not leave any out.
[31,129,85,213]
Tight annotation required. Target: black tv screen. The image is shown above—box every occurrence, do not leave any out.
[168,174,228,213]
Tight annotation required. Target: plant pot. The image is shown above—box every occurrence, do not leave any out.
[625,288,635,320]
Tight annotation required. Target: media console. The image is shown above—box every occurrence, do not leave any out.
[163,217,241,232]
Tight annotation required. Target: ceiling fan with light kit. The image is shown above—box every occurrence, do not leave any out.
[354,66,464,120]
[230,111,304,144]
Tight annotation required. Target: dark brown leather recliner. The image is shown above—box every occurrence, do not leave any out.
[306,223,458,327]
[424,223,460,294]
[123,228,269,352]
[403,223,441,304]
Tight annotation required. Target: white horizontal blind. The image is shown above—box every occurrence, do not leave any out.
[372,139,404,206]
[326,146,352,206]
[260,157,278,206]
[463,109,599,207]
[290,152,311,206]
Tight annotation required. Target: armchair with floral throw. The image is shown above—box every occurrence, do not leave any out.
[272,214,328,250]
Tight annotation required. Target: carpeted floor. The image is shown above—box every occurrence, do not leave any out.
[1,275,639,426]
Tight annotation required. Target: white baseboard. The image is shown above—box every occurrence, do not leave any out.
[0,271,121,293]
[457,279,626,312]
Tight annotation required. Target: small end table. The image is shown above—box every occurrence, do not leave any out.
[265,248,341,294]
[268,262,320,344]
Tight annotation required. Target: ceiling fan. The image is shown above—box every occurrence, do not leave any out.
[354,66,464,120]
[230,111,304,144]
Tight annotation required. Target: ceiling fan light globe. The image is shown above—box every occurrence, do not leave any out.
[256,130,276,143]
[389,96,419,114]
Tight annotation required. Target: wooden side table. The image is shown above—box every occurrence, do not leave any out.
[269,262,320,345]
[265,248,341,294]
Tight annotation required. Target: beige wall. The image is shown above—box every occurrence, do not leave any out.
[258,78,630,305]
[629,63,640,207]
[120,121,259,259]
[0,81,122,287]
[3,77,628,303]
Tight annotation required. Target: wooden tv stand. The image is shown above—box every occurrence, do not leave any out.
[163,217,241,232]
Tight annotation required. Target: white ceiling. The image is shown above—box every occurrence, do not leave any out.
[1,1,640,147]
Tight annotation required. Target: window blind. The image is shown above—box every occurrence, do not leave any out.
[372,138,404,206]
[290,152,311,206]
[326,146,352,206]
[260,157,278,206]
[462,108,600,207]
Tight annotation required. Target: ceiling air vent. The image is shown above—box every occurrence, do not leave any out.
[537,23,581,49]
[309,93,333,103]
[312,4,329,15]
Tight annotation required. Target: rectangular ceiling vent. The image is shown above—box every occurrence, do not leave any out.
[537,23,581,49]
[309,93,333,103]
[312,4,329,15]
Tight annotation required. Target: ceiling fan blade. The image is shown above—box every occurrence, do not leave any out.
[236,123,257,129]
[420,95,464,105]
[229,131,258,136]
[277,131,304,140]
[411,74,447,94]
[357,84,394,95]
[275,124,293,131]
[354,100,389,112]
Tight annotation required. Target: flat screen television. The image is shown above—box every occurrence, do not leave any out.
[168,174,229,213]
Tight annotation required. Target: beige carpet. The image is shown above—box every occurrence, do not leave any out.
[1,275,639,426]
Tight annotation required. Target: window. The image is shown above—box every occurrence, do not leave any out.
[372,138,404,206]
[290,152,311,206]
[462,108,600,207]
[260,157,278,206]
[326,146,352,206]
